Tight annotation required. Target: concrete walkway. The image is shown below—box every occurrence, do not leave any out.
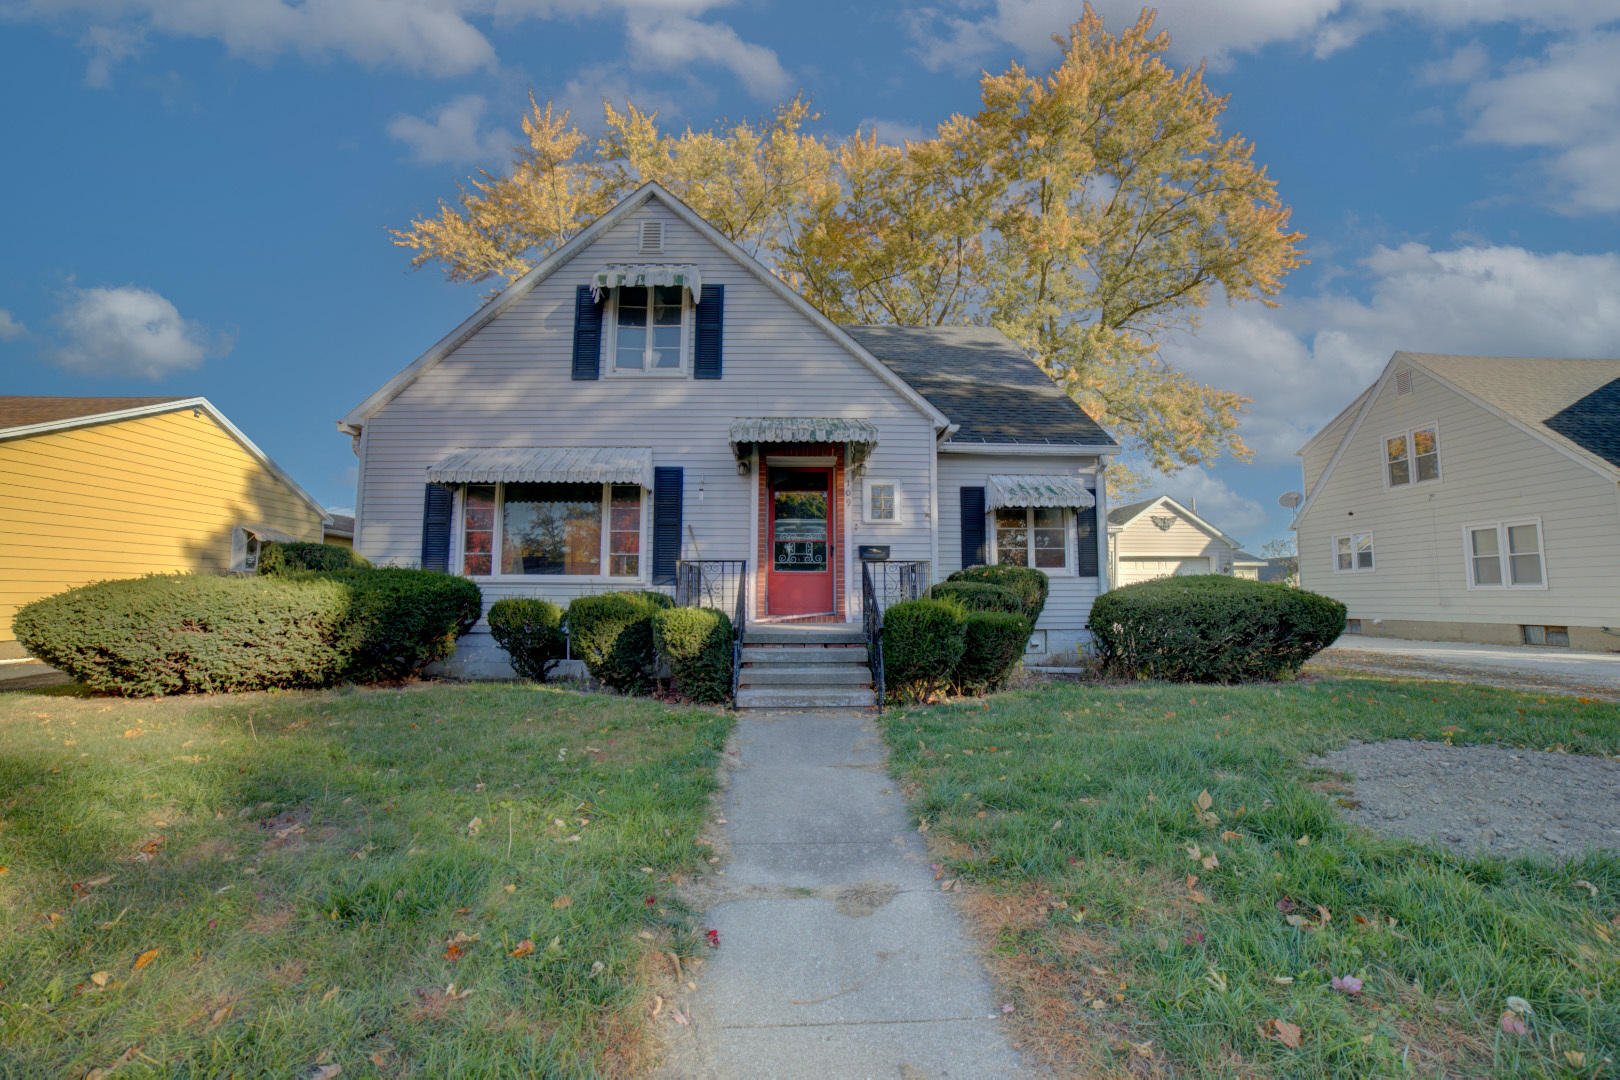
[660,709,1027,1079]
[1321,634,1620,691]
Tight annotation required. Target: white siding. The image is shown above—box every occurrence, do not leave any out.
[936,452,1103,657]
[1301,385,1372,495]
[354,199,938,673]
[1297,364,1620,628]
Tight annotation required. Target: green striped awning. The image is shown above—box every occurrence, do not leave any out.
[728,417,879,452]
[987,474,1095,509]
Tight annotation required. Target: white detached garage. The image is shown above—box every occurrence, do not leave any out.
[1107,495,1263,585]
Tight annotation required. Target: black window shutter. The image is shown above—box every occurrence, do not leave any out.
[960,486,987,568]
[421,484,453,573]
[571,285,602,380]
[693,284,724,380]
[652,467,683,585]
[1076,488,1099,577]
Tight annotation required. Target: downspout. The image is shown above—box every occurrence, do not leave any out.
[1096,456,1111,594]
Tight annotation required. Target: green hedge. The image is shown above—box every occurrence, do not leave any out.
[258,541,371,575]
[882,598,967,704]
[951,611,1030,695]
[930,580,1026,616]
[566,592,670,694]
[946,565,1049,625]
[652,607,734,704]
[487,598,567,682]
[1087,575,1347,683]
[312,569,482,683]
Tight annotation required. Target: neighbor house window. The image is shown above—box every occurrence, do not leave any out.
[863,478,901,523]
[459,483,643,578]
[1385,425,1440,487]
[611,286,687,374]
[1465,520,1544,589]
[1332,532,1374,572]
[996,506,1067,570]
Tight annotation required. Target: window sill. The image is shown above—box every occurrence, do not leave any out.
[605,369,688,379]
[461,574,652,585]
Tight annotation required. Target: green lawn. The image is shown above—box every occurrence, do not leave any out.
[884,674,1620,1078]
[0,681,732,1078]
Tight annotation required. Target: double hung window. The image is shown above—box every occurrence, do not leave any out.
[1385,425,1440,487]
[1465,520,1544,588]
[995,506,1067,570]
[459,483,643,578]
[612,286,686,374]
[1333,532,1374,572]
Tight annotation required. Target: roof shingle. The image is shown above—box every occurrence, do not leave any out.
[0,396,186,431]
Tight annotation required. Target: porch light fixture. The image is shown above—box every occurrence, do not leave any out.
[736,460,750,475]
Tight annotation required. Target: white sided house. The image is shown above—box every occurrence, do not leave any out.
[1106,495,1265,585]
[1293,351,1620,650]
[340,184,1120,689]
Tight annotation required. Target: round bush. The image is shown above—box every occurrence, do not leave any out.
[951,611,1031,695]
[487,598,567,682]
[930,581,1026,616]
[882,598,967,704]
[1087,575,1347,683]
[258,541,371,575]
[312,568,483,683]
[946,565,1049,625]
[566,592,668,694]
[652,607,734,704]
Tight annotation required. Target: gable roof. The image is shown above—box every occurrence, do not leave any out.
[1291,351,1620,528]
[0,395,329,524]
[1105,494,1246,549]
[841,325,1119,450]
[340,182,951,434]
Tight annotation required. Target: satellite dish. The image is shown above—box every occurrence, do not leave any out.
[1278,491,1303,509]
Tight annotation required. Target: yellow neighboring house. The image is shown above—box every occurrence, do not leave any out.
[0,396,329,659]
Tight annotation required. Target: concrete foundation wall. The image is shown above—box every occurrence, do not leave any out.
[1348,618,1619,653]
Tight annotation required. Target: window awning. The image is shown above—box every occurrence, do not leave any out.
[728,417,879,467]
[591,263,702,303]
[426,447,655,487]
[241,525,299,543]
[987,474,1095,509]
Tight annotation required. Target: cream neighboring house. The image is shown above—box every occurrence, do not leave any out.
[1293,352,1620,650]
[1107,495,1264,585]
[0,396,329,659]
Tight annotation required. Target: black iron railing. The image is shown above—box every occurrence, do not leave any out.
[861,560,930,706]
[675,560,748,706]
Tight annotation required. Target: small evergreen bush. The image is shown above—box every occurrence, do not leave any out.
[258,541,371,575]
[882,598,967,703]
[487,598,567,682]
[566,592,668,694]
[930,580,1026,616]
[951,611,1031,695]
[1088,575,1346,683]
[946,565,1049,625]
[652,607,734,704]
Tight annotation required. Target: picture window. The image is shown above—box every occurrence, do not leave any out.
[459,483,643,579]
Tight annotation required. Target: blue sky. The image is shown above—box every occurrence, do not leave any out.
[2,1,1617,548]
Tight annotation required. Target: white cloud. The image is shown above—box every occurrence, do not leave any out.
[624,13,791,98]
[1159,242,1620,467]
[1418,40,1488,85]
[0,309,28,341]
[388,94,516,164]
[48,285,230,379]
[1131,463,1271,539]
[859,117,931,146]
[78,23,144,87]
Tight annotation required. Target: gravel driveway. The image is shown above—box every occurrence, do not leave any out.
[1310,635,1620,700]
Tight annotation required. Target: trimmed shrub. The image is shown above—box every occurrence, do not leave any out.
[258,541,371,575]
[566,592,668,694]
[652,607,734,704]
[946,565,1049,625]
[487,598,567,682]
[951,611,1031,695]
[13,573,353,696]
[882,598,967,703]
[314,569,483,683]
[930,580,1026,616]
[1088,575,1347,683]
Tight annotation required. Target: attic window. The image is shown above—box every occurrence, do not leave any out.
[638,221,664,255]
[1395,370,1412,396]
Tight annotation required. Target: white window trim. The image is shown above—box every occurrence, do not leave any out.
[988,505,1074,575]
[1461,517,1548,591]
[1330,532,1375,574]
[862,477,904,525]
[1382,422,1442,490]
[453,482,650,584]
[604,286,691,378]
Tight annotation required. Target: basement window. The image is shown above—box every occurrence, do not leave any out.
[1522,625,1570,648]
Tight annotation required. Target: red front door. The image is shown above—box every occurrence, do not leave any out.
[767,467,835,616]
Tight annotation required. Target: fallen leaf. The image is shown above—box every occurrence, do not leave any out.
[1202,853,1219,870]
[1296,835,1311,846]
[1221,830,1241,841]
[1196,790,1213,811]
[1500,1011,1527,1035]
[321,985,339,1002]
[1185,873,1198,889]
[1274,976,1294,984]
[369,1053,389,1068]
[86,875,114,887]
[1506,995,1532,1015]
[1275,896,1297,913]
[466,817,482,835]
[1316,905,1331,924]
[1089,998,1108,1010]
[590,960,605,978]
[706,928,720,948]
[552,895,573,909]
[1565,1050,1587,1067]
[123,729,143,738]
[90,971,110,987]
[1574,879,1598,898]
[445,983,473,1000]
[1190,890,1209,904]
[1331,975,1363,994]
[132,947,161,971]
[510,940,534,958]
[670,1006,689,1025]
[444,944,464,962]
[310,1065,341,1079]
[503,884,516,894]
[1259,1017,1302,1048]
[1185,843,1202,860]
[1285,914,1308,927]
[210,1004,232,1024]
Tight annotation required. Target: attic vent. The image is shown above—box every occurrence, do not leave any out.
[638,221,664,255]
[1395,370,1413,396]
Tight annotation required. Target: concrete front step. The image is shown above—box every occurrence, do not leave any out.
[739,664,873,687]
[736,686,877,709]
[740,645,869,665]
[743,625,866,645]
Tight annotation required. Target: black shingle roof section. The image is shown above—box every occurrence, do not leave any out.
[842,325,1118,447]
[1544,377,1620,469]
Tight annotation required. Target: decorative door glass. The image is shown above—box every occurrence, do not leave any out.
[772,473,829,572]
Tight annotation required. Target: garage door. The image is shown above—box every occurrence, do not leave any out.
[1117,557,1210,584]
